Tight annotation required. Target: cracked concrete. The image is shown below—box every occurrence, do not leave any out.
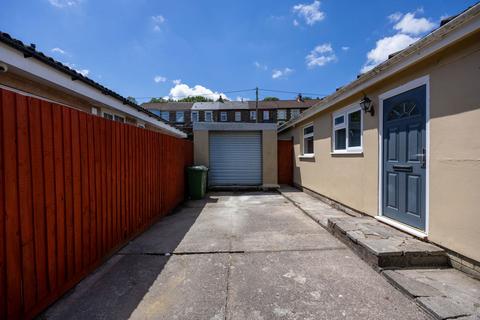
[41,191,430,320]
[280,186,448,268]
[279,186,480,320]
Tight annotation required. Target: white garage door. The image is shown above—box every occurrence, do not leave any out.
[209,131,262,186]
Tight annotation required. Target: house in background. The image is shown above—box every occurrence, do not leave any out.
[0,31,186,138]
[278,4,480,274]
[142,99,316,136]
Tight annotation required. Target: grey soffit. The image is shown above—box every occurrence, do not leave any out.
[208,131,262,186]
[193,122,277,131]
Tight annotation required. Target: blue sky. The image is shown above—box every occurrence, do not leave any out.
[0,0,476,102]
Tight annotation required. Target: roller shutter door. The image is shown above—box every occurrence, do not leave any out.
[209,131,262,186]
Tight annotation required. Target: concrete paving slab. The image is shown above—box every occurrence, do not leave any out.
[43,254,169,320]
[385,269,480,319]
[129,254,229,320]
[227,250,431,320]
[417,296,472,319]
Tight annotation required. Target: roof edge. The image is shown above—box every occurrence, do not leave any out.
[278,3,480,133]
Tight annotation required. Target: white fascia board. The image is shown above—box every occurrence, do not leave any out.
[0,43,186,138]
[278,6,480,133]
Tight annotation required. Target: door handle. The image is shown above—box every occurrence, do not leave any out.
[420,148,426,168]
[392,165,413,172]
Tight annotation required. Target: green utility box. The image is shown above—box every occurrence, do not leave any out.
[187,166,208,199]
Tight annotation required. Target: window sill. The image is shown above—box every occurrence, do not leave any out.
[299,154,315,160]
[330,150,363,155]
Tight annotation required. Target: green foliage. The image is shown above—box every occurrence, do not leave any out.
[263,96,279,101]
[178,96,214,102]
[127,96,138,104]
[149,97,166,103]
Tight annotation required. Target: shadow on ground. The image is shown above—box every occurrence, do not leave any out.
[39,195,218,320]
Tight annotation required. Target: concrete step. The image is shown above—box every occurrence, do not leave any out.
[328,217,449,269]
[383,269,480,319]
[279,186,449,269]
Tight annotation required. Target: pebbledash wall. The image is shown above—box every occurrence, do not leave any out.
[279,29,480,263]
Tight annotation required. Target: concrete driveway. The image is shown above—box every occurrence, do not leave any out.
[43,192,430,320]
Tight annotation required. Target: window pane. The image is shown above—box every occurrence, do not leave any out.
[304,125,313,135]
[176,112,184,122]
[250,111,256,120]
[348,110,361,147]
[235,112,241,121]
[161,111,169,121]
[304,136,314,154]
[220,112,227,121]
[335,128,346,150]
[263,111,269,120]
[334,115,344,126]
[103,113,113,120]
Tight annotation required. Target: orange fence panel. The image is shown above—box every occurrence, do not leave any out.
[0,88,193,319]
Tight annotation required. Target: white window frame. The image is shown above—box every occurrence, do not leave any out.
[114,114,125,123]
[302,123,315,156]
[235,111,241,122]
[277,109,287,120]
[332,105,363,154]
[191,111,199,123]
[263,110,270,121]
[205,111,213,122]
[101,109,124,123]
[250,110,257,120]
[161,111,170,122]
[291,109,300,119]
[176,111,185,123]
[220,111,227,122]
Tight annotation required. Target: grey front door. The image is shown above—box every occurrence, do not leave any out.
[383,85,426,230]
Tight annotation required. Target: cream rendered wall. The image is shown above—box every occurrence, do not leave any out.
[280,32,480,262]
[193,130,209,166]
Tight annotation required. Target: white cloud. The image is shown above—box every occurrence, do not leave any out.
[64,62,90,77]
[292,0,325,26]
[152,15,165,31]
[272,67,293,79]
[164,83,228,101]
[388,12,403,22]
[393,12,436,35]
[341,46,350,51]
[254,61,268,70]
[48,0,81,8]
[154,75,167,83]
[293,19,299,27]
[236,96,249,102]
[361,33,419,73]
[51,47,66,55]
[305,43,336,68]
[172,79,182,85]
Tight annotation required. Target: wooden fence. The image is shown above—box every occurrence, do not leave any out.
[277,140,293,185]
[0,88,193,319]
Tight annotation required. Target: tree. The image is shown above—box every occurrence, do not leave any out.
[178,96,214,102]
[263,96,279,101]
[127,96,138,104]
[149,97,166,103]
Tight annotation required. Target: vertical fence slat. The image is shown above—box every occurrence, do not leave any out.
[41,101,58,294]
[17,95,37,312]
[3,90,23,319]
[93,117,102,260]
[62,108,75,279]
[1,88,193,319]
[70,110,83,274]
[87,116,96,264]
[29,98,49,302]
[0,89,6,320]
[52,105,66,286]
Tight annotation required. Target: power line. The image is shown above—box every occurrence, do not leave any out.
[259,88,328,97]
[134,88,256,100]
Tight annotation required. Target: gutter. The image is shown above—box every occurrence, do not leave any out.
[278,3,480,133]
